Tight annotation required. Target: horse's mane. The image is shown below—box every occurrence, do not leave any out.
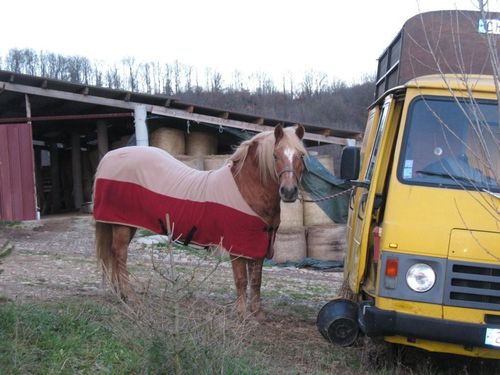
[229,126,307,182]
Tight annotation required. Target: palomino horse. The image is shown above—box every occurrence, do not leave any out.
[93,124,306,319]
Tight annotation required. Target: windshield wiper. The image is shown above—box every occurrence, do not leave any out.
[415,170,473,183]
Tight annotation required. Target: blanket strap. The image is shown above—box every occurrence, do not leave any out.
[183,226,198,246]
[264,225,278,259]
[158,218,197,246]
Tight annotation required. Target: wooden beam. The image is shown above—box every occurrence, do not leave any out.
[0,112,133,124]
[25,94,32,125]
[0,80,352,145]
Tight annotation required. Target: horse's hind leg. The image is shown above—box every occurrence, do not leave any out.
[248,258,265,321]
[230,255,248,318]
[111,225,136,300]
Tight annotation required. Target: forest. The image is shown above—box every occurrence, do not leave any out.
[0,48,375,133]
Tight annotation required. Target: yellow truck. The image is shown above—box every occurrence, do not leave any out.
[317,10,499,358]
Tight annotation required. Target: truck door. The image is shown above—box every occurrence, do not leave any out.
[346,95,398,293]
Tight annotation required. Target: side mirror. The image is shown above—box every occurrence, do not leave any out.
[340,146,360,181]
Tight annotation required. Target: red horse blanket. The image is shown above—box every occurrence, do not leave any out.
[93,146,270,259]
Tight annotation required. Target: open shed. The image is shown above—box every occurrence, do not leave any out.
[0,70,360,221]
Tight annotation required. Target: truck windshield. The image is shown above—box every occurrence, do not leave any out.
[399,97,499,192]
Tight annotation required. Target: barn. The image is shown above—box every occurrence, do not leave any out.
[0,70,359,221]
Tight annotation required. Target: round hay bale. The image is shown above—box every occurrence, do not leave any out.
[279,200,304,229]
[186,131,218,156]
[204,155,230,170]
[175,155,204,170]
[307,224,346,261]
[303,192,333,226]
[316,154,335,174]
[272,227,306,263]
[150,127,185,155]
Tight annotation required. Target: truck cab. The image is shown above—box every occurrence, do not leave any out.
[317,10,499,359]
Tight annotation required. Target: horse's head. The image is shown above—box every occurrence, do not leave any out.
[273,124,306,202]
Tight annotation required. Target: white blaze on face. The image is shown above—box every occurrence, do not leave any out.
[284,147,295,165]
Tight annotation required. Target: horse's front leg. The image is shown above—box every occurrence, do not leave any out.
[230,255,248,318]
[248,258,265,321]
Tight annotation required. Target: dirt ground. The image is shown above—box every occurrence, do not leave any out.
[0,214,343,304]
[0,214,350,372]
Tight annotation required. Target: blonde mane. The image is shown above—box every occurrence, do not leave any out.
[229,126,307,182]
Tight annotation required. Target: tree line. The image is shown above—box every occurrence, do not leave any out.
[0,48,375,132]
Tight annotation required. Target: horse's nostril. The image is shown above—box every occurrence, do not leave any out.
[280,187,286,195]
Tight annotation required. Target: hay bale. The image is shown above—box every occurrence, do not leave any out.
[204,155,230,170]
[272,227,306,263]
[175,155,204,170]
[307,224,346,261]
[303,192,333,226]
[150,127,185,155]
[316,154,335,174]
[186,131,218,156]
[279,200,304,229]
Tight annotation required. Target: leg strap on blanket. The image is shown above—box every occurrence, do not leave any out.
[158,219,198,247]
[264,225,278,259]
[183,226,197,246]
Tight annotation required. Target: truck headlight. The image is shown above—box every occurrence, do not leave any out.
[406,263,435,292]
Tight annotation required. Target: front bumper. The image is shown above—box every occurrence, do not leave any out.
[359,304,500,350]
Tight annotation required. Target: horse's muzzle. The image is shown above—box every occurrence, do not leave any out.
[280,185,299,202]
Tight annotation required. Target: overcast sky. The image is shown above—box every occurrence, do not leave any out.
[1,0,498,84]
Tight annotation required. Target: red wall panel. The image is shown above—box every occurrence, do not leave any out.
[0,123,36,221]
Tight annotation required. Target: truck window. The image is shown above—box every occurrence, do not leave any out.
[398,97,499,192]
[365,96,392,181]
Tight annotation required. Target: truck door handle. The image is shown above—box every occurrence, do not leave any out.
[357,192,368,220]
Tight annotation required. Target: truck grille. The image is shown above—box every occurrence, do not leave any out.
[444,261,500,311]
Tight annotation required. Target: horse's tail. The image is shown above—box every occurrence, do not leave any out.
[95,221,113,276]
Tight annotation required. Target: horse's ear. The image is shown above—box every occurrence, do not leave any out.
[295,124,305,140]
[274,124,284,144]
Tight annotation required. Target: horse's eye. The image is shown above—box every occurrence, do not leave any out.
[273,153,277,160]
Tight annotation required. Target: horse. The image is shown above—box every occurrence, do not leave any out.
[93,124,306,319]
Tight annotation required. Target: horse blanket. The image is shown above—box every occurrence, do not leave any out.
[93,146,271,259]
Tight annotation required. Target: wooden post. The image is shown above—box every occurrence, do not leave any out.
[50,143,61,213]
[96,120,108,160]
[71,132,83,210]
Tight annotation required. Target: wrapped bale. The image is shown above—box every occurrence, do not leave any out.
[150,127,185,155]
[186,131,218,156]
[175,155,204,170]
[307,224,346,261]
[303,192,333,226]
[272,227,306,263]
[204,155,230,170]
[279,200,304,229]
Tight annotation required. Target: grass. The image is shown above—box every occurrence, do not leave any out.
[0,299,272,375]
[0,301,140,374]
